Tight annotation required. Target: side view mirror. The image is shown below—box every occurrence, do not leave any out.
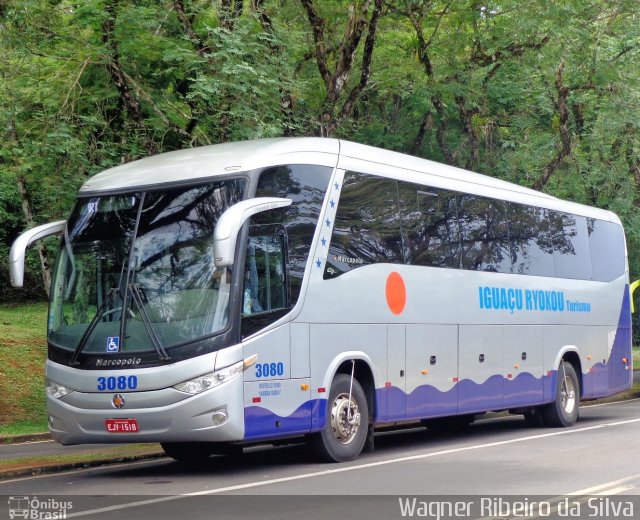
[9,220,66,288]
[213,197,291,268]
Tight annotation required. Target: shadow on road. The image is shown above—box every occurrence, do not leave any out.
[79,399,638,483]
[98,414,544,480]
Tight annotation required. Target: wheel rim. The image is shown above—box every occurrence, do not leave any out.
[561,375,577,415]
[330,392,361,444]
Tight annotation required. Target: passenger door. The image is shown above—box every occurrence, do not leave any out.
[242,226,313,439]
[241,225,290,338]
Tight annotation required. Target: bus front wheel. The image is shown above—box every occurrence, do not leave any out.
[310,374,369,462]
[161,442,213,464]
[542,361,580,427]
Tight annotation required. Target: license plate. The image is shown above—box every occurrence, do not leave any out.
[105,418,139,433]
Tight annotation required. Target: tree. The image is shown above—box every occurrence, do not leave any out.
[299,0,384,136]
[1,0,639,299]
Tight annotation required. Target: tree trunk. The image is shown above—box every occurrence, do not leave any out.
[456,95,479,170]
[410,110,432,155]
[103,0,158,155]
[300,0,382,136]
[532,61,571,191]
[252,0,296,135]
[220,0,243,31]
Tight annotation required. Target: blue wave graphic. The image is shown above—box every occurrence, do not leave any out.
[243,288,631,438]
[244,399,326,441]
[377,371,550,422]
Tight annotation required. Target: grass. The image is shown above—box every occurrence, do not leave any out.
[0,443,164,476]
[0,302,48,433]
[0,419,49,439]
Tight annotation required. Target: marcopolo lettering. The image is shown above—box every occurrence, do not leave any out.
[95,357,142,367]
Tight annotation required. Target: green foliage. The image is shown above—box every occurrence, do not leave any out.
[1,0,640,295]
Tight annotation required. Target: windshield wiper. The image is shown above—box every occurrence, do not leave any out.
[70,288,119,366]
[129,284,171,361]
[70,253,130,366]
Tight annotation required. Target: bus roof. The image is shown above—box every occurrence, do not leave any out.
[79,138,340,194]
[79,137,619,223]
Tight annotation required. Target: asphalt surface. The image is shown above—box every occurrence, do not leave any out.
[0,439,130,461]
[1,399,640,520]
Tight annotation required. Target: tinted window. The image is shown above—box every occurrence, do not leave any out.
[253,164,332,304]
[508,204,555,277]
[323,171,619,282]
[552,213,592,280]
[588,218,626,281]
[398,183,460,268]
[325,172,403,278]
[457,196,511,272]
[244,231,287,315]
[49,180,247,353]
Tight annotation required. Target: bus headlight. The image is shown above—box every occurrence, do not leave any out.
[46,378,71,399]
[173,355,257,395]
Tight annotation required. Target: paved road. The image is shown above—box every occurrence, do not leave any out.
[0,440,138,462]
[1,399,640,519]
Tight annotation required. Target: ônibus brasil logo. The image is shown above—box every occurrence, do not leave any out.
[7,496,72,520]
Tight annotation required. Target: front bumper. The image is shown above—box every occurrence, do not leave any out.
[47,377,244,445]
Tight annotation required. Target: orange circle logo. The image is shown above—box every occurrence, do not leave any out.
[385,272,406,315]
[112,394,126,409]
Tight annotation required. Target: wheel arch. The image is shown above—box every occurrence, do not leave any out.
[323,352,377,423]
[553,346,583,398]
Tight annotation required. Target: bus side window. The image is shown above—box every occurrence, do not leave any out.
[588,217,626,282]
[325,171,403,278]
[241,226,290,337]
[398,183,460,269]
[253,164,332,305]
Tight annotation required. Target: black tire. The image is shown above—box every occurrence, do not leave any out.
[542,361,580,427]
[161,442,213,464]
[310,374,369,462]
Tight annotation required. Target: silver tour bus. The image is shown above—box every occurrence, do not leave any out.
[10,138,632,462]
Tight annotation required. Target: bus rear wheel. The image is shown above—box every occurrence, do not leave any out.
[310,374,369,462]
[542,361,580,427]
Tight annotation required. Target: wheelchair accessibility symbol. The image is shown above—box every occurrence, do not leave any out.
[106,336,120,353]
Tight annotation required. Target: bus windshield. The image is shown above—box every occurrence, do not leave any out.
[48,179,246,356]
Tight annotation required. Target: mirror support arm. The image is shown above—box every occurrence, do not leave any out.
[214,198,292,268]
[9,220,66,288]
